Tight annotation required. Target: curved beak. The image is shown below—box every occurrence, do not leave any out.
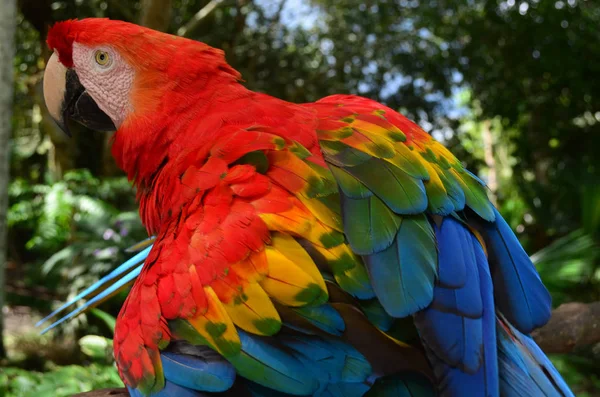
[43,52,116,136]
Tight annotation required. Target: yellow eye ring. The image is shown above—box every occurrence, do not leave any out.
[94,50,110,66]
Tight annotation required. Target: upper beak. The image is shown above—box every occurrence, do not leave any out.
[43,52,116,136]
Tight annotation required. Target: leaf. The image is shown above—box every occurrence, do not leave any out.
[78,335,113,360]
[89,308,117,333]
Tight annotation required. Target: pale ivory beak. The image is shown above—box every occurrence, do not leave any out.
[42,52,115,136]
[43,52,68,133]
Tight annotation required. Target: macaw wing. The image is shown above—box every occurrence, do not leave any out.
[310,94,554,396]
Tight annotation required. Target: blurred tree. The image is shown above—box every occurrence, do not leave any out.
[417,0,600,250]
[0,0,17,359]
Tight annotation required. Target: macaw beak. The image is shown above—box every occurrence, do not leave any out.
[43,52,116,136]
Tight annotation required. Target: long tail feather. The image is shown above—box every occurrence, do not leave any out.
[497,315,574,397]
[36,246,151,328]
[40,263,143,334]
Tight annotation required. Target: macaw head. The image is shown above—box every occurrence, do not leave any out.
[43,18,240,136]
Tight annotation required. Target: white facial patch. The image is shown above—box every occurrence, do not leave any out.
[72,42,135,128]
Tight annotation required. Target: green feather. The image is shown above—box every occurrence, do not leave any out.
[341,193,402,255]
[453,169,495,221]
[391,144,430,180]
[330,165,372,199]
[344,158,427,214]
[363,215,437,317]
[232,150,269,174]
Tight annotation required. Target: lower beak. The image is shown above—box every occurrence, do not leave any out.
[43,53,116,136]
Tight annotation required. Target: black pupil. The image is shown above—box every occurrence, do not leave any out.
[99,53,105,61]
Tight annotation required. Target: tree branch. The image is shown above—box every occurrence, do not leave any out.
[533,302,600,354]
[72,389,129,397]
[177,0,225,37]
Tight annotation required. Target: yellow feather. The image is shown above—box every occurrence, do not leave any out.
[225,282,281,336]
[188,286,241,357]
[270,233,328,295]
[260,246,327,306]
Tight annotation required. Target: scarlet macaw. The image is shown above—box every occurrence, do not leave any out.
[40,18,573,397]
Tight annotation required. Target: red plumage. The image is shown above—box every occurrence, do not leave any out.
[45,18,443,392]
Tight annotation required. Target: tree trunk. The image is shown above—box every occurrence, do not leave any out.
[139,0,174,30]
[481,119,498,205]
[0,0,17,359]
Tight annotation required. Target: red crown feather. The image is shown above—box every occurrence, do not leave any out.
[46,19,78,67]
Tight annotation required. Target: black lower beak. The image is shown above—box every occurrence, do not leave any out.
[60,69,116,136]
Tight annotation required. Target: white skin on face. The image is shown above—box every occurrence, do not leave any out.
[71,42,135,128]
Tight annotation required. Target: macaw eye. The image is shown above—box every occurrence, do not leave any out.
[94,50,111,66]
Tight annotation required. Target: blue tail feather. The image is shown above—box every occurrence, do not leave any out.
[481,208,552,333]
[40,263,143,334]
[497,316,574,397]
[36,246,151,328]
[415,217,499,396]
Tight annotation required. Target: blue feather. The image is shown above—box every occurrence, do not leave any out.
[430,223,482,318]
[36,246,150,328]
[358,299,394,331]
[415,218,499,397]
[161,351,236,392]
[473,236,499,396]
[40,263,143,334]
[281,335,372,385]
[483,208,551,333]
[364,215,437,317]
[228,330,319,395]
[292,304,346,336]
[497,316,574,397]
[433,219,467,288]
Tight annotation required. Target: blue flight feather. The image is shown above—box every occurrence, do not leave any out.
[415,219,499,396]
[364,215,437,317]
[483,208,551,333]
[497,315,574,397]
[434,219,467,288]
[161,351,236,392]
[474,235,499,397]
[36,246,151,328]
[430,220,482,318]
[228,330,319,395]
[281,334,371,385]
[40,263,143,334]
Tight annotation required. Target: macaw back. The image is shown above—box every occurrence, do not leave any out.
[40,19,573,397]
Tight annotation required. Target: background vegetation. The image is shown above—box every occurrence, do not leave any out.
[1,0,599,396]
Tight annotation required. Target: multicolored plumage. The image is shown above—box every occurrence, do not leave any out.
[40,18,572,397]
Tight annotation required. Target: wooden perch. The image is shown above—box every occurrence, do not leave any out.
[73,302,600,396]
[72,388,129,397]
[532,301,600,354]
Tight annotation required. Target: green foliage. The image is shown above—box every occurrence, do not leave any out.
[0,364,122,397]
[6,169,145,334]
[533,230,600,305]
